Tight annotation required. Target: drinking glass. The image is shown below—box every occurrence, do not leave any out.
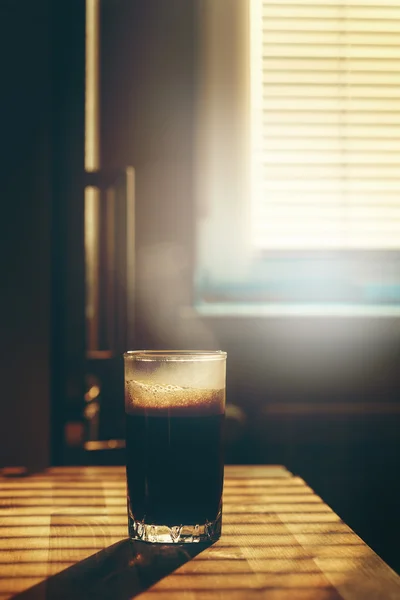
[124,350,226,543]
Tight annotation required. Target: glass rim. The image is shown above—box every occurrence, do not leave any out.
[124,350,227,362]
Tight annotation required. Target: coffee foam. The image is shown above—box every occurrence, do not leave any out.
[125,379,225,416]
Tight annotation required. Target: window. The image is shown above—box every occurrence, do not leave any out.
[251,0,400,250]
[195,0,400,315]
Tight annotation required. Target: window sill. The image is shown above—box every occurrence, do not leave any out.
[188,302,400,318]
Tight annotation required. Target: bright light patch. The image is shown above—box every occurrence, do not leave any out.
[250,0,400,250]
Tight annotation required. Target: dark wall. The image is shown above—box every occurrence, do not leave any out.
[0,1,52,469]
[51,2,86,466]
[101,0,197,351]
[0,1,86,469]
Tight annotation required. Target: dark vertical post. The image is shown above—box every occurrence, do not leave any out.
[51,1,86,465]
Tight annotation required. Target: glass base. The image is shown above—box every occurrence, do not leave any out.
[128,512,222,544]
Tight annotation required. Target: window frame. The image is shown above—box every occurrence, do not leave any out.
[193,0,400,316]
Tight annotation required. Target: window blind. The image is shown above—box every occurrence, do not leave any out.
[250,0,400,249]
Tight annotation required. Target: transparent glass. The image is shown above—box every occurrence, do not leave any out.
[124,350,226,543]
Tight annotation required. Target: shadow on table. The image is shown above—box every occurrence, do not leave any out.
[12,539,211,600]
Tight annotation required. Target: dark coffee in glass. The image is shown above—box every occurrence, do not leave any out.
[124,351,226,543]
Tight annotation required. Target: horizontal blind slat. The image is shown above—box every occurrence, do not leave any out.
[264,72,400,84]
[262,32,400,45]
[256,196,400,205]
[252,240,400,250]
[260,180,400,191]
[262,126,400,136]
[255,224,400,233]
[259,153,400,164]
[261,100,400,107]
[263,138,400,150]
[262,165,400,177]
[262,20,400,32]
[263,57,400,70]
[256,206,400,218]
[262,99,400,109]
[263,46,400,58]
[263,1,400,8]
[262,85,400,98]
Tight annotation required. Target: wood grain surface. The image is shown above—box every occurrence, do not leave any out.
[0,465,398,599]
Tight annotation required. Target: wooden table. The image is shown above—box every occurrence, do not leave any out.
[0,465,399,599]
